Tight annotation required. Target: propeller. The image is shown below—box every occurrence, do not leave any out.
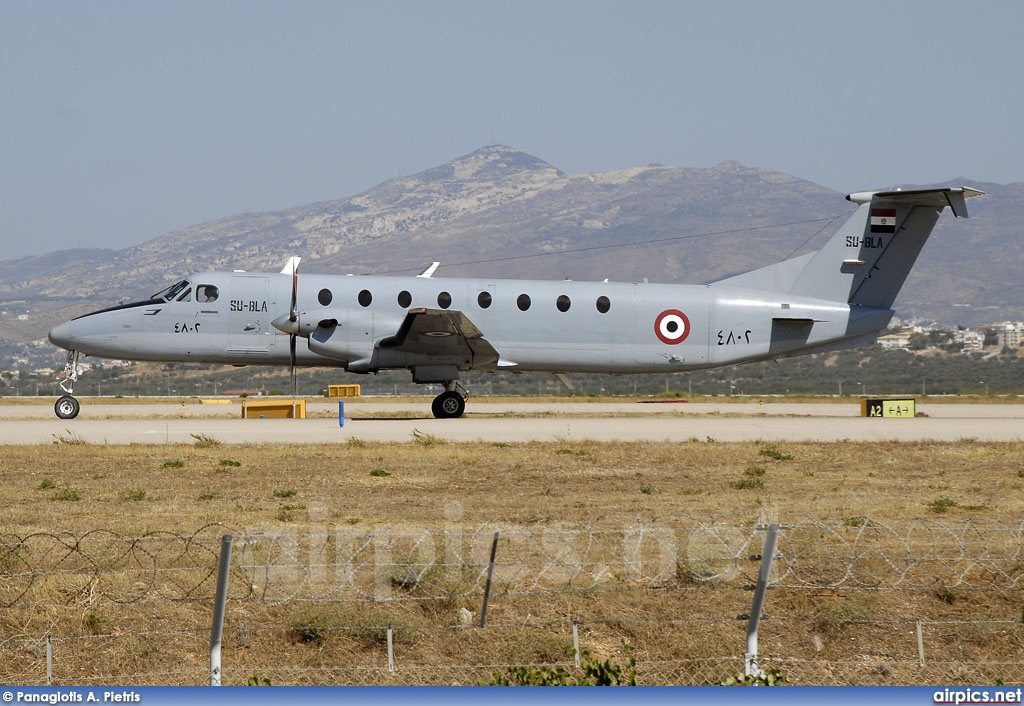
[289,262,298,372]
[271,257,302,396]
[288,260,299,395]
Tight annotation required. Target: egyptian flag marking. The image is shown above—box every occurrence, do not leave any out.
[870,208,897,234]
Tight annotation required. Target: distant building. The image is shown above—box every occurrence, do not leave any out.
[992,322,1024,349]
[956,330,985,352]
[878,333,910,350]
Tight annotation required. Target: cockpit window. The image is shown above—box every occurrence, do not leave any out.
[152,280,191,302]
[196,284,219,303]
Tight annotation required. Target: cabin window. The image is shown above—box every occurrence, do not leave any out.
[318,288,333,306]
[556,295,571,312]
[477,291,492,309]
[596,296,611,313]
[517,293,531,311]
[196,285,219,303]
[398,290,412,308]
[358,289,372,307]
[176,287,192,302]
[437,291,452,309]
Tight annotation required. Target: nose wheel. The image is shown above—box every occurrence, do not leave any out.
[55,395,81,420]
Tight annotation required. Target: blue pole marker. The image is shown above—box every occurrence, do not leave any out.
[338,400,345,427]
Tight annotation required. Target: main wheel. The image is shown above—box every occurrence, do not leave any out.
[55,395,81,420]
[431,391,466,419]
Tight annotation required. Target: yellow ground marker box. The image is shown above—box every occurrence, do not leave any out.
[327,384,361,398]
[241,399,307,419]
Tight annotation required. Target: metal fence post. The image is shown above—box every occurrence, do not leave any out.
[479,532,499,628]
[572,620,581,668]
[387,624,395,672]
[743,523,779,680]
[209,534,233,686]
[917,619,926,666]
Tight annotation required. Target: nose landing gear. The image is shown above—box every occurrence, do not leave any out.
[54,350,81,420]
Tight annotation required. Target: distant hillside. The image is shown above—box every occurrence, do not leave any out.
[0,145,1020,368]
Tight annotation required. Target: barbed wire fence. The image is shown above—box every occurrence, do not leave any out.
[1,516,1022,685]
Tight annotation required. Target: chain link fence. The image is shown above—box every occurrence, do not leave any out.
[1,516,1022,685]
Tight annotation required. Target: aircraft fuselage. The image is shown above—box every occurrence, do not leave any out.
[49,270,886,374]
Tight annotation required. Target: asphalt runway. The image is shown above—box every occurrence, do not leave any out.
[2,398,1022,444]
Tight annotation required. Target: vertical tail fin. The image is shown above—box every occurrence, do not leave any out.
[718,187,983,307]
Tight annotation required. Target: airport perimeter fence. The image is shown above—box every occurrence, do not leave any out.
[1,516,1022,686]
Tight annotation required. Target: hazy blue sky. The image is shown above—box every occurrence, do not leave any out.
[2,1,1021,260]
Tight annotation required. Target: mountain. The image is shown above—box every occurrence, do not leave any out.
[1,145,1020,367]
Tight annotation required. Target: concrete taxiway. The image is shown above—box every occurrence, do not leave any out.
[1,399,1021,444]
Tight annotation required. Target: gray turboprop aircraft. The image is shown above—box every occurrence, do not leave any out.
[48,186,982,420]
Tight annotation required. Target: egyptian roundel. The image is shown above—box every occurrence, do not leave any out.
[654,309,691,345]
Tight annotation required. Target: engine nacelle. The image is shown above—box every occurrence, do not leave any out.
[307,328,356,362]
[306,309,403,367]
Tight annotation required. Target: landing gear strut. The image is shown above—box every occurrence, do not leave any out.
[431,382,467,419]
[55,350,81,420]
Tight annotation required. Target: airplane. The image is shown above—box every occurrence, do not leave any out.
[47,186,982,420]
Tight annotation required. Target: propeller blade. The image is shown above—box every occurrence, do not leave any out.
[289,269,298,324]
[289,331,297,395]
[281,256,301,394]
[273,256,301,335]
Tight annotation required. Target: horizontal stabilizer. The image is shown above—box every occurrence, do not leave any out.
[846,187,984,218]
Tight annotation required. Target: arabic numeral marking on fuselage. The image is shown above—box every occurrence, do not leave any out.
[230,300,268,312]
[717,330,751,346]
[174,322,201,334]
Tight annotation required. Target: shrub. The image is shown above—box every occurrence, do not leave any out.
[759,445,793,461]
[731,478,764,490]
[191,433,221,448]
[486,649,637,686]
[927,496,957,513]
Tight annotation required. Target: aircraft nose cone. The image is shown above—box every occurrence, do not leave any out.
[48,321,74,350]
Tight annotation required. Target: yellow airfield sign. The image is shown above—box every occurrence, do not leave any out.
[861,398,916,418]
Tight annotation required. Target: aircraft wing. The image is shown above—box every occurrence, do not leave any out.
[378,308,501,370]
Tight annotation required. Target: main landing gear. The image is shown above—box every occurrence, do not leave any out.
[431,382,467,419]
[54,350,81,420]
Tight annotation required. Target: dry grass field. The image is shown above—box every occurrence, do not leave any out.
[2,436,1023,685]
[4,437,1023,531]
